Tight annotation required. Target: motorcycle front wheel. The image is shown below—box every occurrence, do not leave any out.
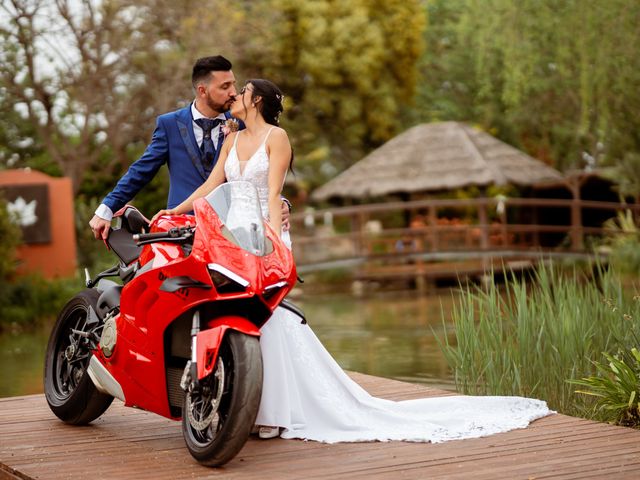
[44,289,113,424]
[182,330,263,467]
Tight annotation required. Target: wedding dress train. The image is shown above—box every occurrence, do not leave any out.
[225,128,553,443]
[256,307,551,443]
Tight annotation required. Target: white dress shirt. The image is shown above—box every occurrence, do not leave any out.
[191,102,226,150]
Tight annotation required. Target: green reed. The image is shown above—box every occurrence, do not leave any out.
[439,262,640,417]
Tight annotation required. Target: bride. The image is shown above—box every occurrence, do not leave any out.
[152,79,553,443]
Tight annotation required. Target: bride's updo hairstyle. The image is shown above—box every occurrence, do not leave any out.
[245,78,294,171]
[245,79,284,126]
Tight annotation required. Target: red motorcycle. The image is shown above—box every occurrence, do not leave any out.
[44,181,299,466]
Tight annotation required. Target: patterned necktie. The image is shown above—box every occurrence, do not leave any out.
[194,118,224,169]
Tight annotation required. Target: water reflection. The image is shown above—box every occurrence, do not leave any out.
[0,291,457,398]
[298,292,456,391]
[0,326,49,398]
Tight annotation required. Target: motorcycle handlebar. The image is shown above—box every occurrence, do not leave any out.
[133,226,194,244]
[133,231,172,242]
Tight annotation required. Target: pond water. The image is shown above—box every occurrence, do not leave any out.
[0,291,458,398]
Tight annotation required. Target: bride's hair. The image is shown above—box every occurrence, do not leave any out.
[245,78,294,172]
[246,79,284,126]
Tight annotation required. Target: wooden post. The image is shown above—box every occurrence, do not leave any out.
[427,204,438,251]
[532,205,540,248]
[477,199,491,286]
[477,201,489,250]
[355,211,371,257]
[498,201,508,247]
[351,212,362,257]
[568,178,584,251]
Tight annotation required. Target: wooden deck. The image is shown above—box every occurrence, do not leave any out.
[1,372,639,479]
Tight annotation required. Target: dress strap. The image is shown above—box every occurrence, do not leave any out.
[232,130,241,149]
[262,127,276,146]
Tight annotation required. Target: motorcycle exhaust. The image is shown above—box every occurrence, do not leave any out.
[86,356,125,402]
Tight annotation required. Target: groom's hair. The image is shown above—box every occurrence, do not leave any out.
[191,56,233,87]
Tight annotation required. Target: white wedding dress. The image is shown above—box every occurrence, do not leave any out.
[225,128,553,443]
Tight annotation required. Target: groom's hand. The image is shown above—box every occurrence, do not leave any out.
[89,215,110,240]
[281,200,291,232]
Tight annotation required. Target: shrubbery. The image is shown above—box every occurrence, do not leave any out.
[1,275,80,331]
[572,348,640,427]
[0,199,82,331]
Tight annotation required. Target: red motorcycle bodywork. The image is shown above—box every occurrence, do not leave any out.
[93,198,296,419]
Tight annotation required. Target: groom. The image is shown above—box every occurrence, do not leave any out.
[89,55,290,239]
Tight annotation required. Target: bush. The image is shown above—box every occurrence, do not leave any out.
[572,348,640,427]
[0,274,82,332]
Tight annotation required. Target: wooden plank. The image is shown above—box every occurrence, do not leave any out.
[2,372,640,479]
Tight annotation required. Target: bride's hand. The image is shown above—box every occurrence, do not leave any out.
[151,208,176,224]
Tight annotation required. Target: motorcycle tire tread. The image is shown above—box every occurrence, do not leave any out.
[183,330,263,467]
[44,289,114,425]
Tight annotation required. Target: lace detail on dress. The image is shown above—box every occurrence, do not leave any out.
[224,128,274,219]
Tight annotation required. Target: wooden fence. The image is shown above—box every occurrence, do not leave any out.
[289,197,639,287]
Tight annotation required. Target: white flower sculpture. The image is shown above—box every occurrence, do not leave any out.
[7,196,38,227]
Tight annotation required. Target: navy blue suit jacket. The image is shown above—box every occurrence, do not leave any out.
[102,105,236,212]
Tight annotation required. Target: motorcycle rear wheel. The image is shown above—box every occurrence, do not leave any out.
[182,330,263,467]
[44,289,113,424]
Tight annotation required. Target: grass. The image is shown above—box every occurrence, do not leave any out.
[438,262,640,418]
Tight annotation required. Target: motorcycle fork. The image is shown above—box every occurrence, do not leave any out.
[183,310,228,393]
[180,310,260,394]
[179,310,202,394]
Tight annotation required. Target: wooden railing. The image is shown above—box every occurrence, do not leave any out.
[288,197,640,272]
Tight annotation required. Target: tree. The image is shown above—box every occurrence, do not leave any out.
[412,0,640,172]
[255,0,426,187]
[1,0,426,196]
[170,0,426,189]
[0,0,199,193]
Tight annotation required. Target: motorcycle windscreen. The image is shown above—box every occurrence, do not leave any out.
[204,181,267,256]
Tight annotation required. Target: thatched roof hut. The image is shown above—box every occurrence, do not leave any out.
[311,122,564,201]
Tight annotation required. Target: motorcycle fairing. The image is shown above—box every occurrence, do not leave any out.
[91,186,296,420]
[95,254,219,418]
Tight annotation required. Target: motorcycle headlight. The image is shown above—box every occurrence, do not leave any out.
[207,263,249,294]
[263,281,288,301]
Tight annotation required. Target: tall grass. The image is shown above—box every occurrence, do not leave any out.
[439,262,640,417]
